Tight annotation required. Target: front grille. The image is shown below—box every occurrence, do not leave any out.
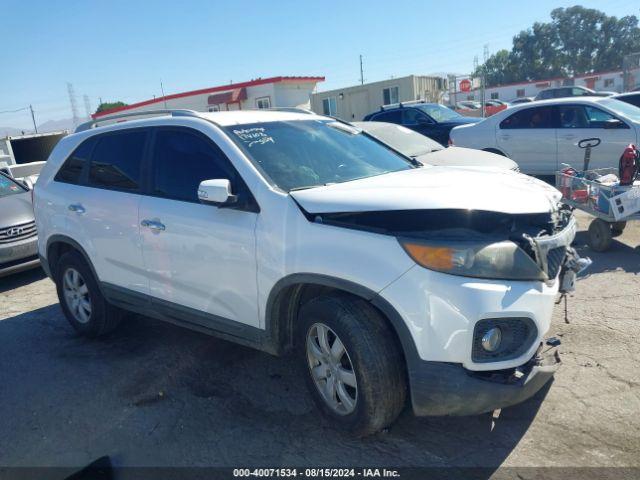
[472,317,537,363]
[0,221,37,244]
[546,246,567,279]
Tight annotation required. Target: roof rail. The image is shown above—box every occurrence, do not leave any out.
[379,99,427,111]
[75,109,202,133]
[263,107,315,114]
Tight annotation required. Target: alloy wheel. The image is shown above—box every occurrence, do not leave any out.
[306,322,358,415]
[62,267,92,324]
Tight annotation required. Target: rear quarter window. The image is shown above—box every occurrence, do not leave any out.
[54,137,96,184]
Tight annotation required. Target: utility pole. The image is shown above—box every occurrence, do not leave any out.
[83,95,92,119]
[29,105,38,133]
[67,82,80,128]
[482,44,489,119]
[359,55,364,85]
[160,79,168,108]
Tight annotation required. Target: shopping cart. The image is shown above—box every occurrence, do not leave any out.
[556,166,640,251]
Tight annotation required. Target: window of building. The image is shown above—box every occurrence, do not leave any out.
[516,89,525,98]
[604,78,615,88]
[499,106,555,129]
[88,131,147,191]
[383,86,399,105]
[490,92,499,99]
[322,97,337,116]
[55,137,96,184]
[256,97,271,109]
[151,129,238,203]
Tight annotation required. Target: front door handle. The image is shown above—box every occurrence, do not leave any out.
[141,219,166,232]
[68,204,85,214]
[561,134,576,140]
[500,134,511,140]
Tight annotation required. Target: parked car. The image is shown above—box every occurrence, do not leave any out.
[35,109,587,435]
[484,100,510,116]
[353,121,518,170]
[0,172,39,277]
[534,86,615,101]
[450,97,640,175]
[363,101,481,145]
[511,97,534,105]
[612,92,640,109]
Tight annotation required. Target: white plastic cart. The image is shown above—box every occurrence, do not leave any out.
[556,167,640,252]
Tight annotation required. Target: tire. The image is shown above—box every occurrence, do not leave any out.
[54,251,124,337]
[297,294,406,436]
[587,218,613,252]
[611,221,626,238]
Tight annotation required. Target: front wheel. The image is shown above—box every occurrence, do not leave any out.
[298,294,406,436]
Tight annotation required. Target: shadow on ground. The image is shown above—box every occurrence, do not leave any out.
[573,231,640,275]
[0,303,549,473]
[0,267,45,294]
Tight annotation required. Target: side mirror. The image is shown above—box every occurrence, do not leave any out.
[603,119,624,129]
[197,179,237,206]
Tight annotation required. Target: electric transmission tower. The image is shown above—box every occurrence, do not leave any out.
[67,82,80,128]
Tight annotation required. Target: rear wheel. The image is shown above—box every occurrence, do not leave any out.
[55,251,124,337]
[587,218,613,252]
[298,294,406,436]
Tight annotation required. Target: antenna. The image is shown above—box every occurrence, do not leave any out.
[67,82,80,128]
[83,95,92,119]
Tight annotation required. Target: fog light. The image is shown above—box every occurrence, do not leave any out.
[481,327,502,352]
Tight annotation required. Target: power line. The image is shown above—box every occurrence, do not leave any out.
[0,106,30,115]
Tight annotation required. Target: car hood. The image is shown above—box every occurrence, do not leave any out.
[416,147,517,170]
[0,192,34,228]
[290,167,561,215]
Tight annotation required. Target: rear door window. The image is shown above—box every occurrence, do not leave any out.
[88,130,147,191]
[370,110,402,123]
[55,137,96,184]
[499,106,555,129]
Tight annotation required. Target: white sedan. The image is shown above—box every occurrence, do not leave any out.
[449,97,640,175]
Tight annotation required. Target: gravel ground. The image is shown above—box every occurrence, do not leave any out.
[0,211,638,476]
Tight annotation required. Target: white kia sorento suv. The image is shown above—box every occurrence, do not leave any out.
[34,109,588,435]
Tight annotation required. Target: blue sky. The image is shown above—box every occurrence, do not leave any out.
[1,0,638,129]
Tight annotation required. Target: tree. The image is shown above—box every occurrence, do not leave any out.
[95,101,128,114]
[476,6,640,86]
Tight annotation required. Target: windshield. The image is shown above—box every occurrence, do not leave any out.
[362,123,443,157]
[0,174,26,197]
[599,98,640,123]
[225,120,415,191]
[414,104,462,122]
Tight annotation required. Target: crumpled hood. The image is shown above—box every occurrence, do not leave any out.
[0,192,34,228]
[290,166,561,215]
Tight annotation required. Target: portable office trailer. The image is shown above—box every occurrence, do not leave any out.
[310,75,447,121]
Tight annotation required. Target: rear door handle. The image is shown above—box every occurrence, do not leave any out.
[68,204,85,214]
[141,219,166,232]
[500,134,511,140]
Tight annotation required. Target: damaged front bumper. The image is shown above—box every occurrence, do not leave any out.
[409,341,561,416]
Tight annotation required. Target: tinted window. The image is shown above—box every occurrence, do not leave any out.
[89,131,146,190]
[617,94,640,108]
[537,90,553,100]
[403,109,429,125]
[371,110,402,123]
[500,106,555,129]
[558,105,589,128]
[151,129,237,203]
[55,137,96,184]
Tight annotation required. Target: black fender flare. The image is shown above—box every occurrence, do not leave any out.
[265,273,420,364]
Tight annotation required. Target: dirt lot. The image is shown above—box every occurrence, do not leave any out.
[0,211,638,476]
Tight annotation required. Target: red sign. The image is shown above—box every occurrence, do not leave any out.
[459,79,471,92]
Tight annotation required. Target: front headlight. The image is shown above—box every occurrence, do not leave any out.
[399,238,545,281]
